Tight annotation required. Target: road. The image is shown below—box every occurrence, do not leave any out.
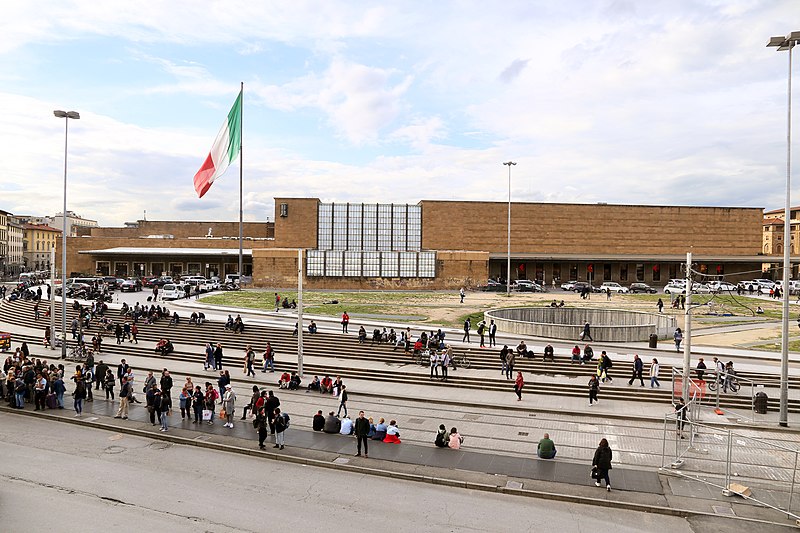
[0,413,698,533]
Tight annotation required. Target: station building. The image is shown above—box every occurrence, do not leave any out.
[61,198,769,289]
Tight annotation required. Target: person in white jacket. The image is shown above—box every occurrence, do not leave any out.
[222,384,236,428]
[649,359,661,388]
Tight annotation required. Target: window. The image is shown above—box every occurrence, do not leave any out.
[362,204,377,251]
[307,251,324,276]
[652,264,660,282]
[399,252,417,277]
[325,251,343,277]
[169,263,183,276]
[133,262,146,277]
[187,263,201,275]
[603,263,612,281]
[317,203,333,250]
[535,263,544,283]
[96,261,110,276]
[114,262,129,277]
[619,264,628,282]
[380,252,399,277]
[332,203,348,250]
[408,205,422,250]
[551,264,561,282]
[636,264,644,282]
[363,251,380,276]
[377,204,393,251]
[348,204,362,250]
[344,251,361,277]
[569,264,578,281]
[669,264,678,280]
[419,252,435,278]
[393,205,407,251]
[151,262,164,276]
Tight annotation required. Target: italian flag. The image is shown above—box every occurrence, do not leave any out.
[193,91,242,198]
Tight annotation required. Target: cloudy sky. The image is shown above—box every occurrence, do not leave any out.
[0,1,797,225]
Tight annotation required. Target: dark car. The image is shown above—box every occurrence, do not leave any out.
[572,282,599,293]
[629,282,657,294]
[103,276,120,289]
[479,280,505,292]
[120,278,142,292]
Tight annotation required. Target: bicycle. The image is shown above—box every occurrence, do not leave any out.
[451,351,471,369]
[67,345,89,362]
[707,374,740,393]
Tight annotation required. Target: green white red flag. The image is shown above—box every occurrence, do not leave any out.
[193,91,242,198]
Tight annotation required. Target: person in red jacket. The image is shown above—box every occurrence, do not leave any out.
[514,371,524,401]
[320,375,333,394]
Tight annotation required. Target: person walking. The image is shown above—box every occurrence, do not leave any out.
[597,351,613,383]
[674,397,688,439]
[592,438,613,491]
[244,345,255,378]
[514,371,524,401]
[500,345,509,376]
[649,358,661,388]
[588,374,600,406]
[204,343,215,371]
[673,328,683,352]
[131,322,138,344]
[696,358,707,382]
[354,410,370,457]
[462,318,471,343]
[488,319,497,347]
[222,384,236,428]
[273,407,288,450]
[627,354,644,386]
[341,312,349,333]
[274,292,281,312]
[657,298,664,313]
[192,385,204,424]
[477,320,486,348]
[459,287,465,304]
[337,385,349,417]
[581,322,593,342]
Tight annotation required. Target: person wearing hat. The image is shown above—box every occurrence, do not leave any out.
[221,384,236,428]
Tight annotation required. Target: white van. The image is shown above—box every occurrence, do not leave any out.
[162,283,187,300]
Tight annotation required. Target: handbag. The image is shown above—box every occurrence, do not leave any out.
[202,409,212,421]
[590,467,598,480]
[219,408,227,419]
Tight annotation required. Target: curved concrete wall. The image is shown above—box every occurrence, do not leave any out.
[485,307,676,343]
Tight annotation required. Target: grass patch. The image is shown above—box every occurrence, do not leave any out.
[749,340,800,352]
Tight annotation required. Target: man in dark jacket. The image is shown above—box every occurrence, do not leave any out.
[628,354,644,386]
[160,369,173,409]
[323,411,341,434]
[312,410,325,431]
[213,343,224,369]
[145,384,158,425]
[354,410,371,458]
[265,391,280,434]
[95,361,108,390]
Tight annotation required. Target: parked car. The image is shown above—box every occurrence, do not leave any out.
[514,280,545,292]
[560,281,577,291]
[628,282,657,294]
[663,282,686,295]
[119,278,142,292]
[572,281,599,293]
[707,281,736,293]
[161,283,187,301]
[103,276,120,289]
[599,282,629,293]
[479,280,505,292]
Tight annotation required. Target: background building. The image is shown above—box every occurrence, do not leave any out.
[62,198,767,289]
[6,216,24,276]
[51,210,98,237]
[23,224,61,271]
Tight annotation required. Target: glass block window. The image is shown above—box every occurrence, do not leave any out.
[419,252,435,277]
[332,203,348,250]
[362,204,377,251]
[348,203,362,250]
[344,251,361,277]
[380,251,399,277]
[399,252,417,277]
[307,251,324,276]
[317,203,333,251]
[325,250,343,276]
[407,205,421,250]
[377,204,393,251]
[393,204,407,251]
[362,251,380,277]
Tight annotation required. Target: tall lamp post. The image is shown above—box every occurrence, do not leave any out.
[54,110,80,359]
[767,31,799,427]
[503,161,516,296]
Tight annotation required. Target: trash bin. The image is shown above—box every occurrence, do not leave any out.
[754,392,768,414]
[649,333,658,349]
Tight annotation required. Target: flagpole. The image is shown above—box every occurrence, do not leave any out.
[238,81,243,283]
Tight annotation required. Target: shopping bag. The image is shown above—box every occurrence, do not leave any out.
[219,408,227,419]
[202,409,212,421]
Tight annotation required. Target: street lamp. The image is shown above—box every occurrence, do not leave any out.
[503,161,516,296]
[54,109,80,359]
[767,31,799,427]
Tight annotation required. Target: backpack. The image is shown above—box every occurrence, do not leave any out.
[604,355,613,368]
[282,412,290,428]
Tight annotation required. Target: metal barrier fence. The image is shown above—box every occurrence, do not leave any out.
[670,368,770,424]
[660,414,800,522]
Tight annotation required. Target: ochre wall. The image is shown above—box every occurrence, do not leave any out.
[420,201,763,256]
[272,198,319,249]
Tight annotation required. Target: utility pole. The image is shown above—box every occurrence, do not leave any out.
[682,252,692,401]
[297,248,304,378]
[49,247,55,350]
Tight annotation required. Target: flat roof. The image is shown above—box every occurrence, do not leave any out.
[79,247,252,257]
[487,253,786,263]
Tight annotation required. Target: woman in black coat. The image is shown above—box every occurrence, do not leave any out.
[592,438,613,491]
